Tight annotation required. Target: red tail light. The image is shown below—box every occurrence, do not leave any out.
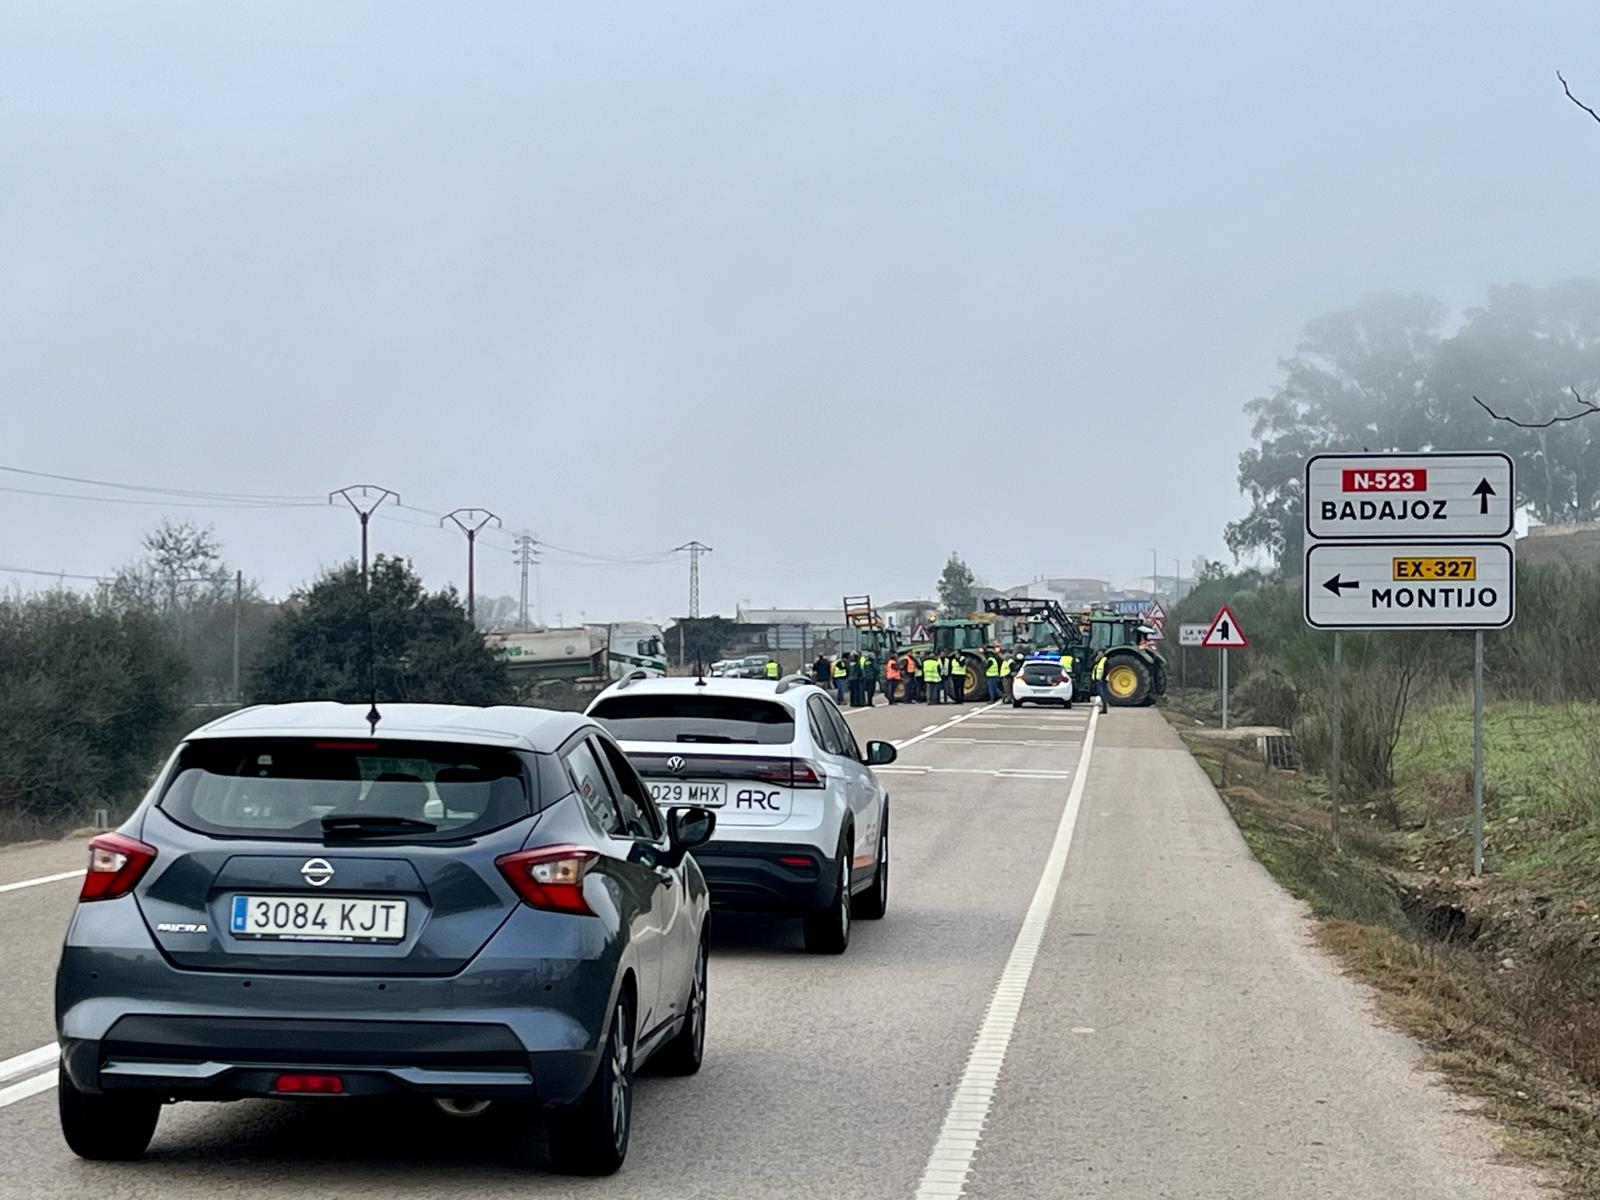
[1059,674,1072,686]
[80,832,157,901]
[778,855,817,872]
[496,845,598,915]
[274,1073,344,1094]
[749,758,826,788]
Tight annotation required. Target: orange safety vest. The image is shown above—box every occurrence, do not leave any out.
[885,657,901,680]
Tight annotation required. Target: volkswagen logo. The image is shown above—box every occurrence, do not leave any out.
[300,857,335,887]
[666,756,687,775]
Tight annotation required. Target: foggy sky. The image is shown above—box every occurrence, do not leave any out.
[4,2,1598,623]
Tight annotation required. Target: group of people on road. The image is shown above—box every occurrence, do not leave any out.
[776,644,1118,714]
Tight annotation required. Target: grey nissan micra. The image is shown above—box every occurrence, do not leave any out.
[54,702,714,1175]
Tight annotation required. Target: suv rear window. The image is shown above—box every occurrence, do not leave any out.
[589,694,795,745]
[158,738,535,841]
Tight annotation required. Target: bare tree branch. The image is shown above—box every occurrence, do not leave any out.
[1472,386,1600,428]
[1558,70,1600,125]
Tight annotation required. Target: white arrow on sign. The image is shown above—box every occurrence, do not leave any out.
[1201,605,1248,648]
[1304,540,1514,630]
[1304,451,1513,541]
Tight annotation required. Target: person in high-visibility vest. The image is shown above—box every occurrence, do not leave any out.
[883,653,901,705]
[1093,653,1110,715]
[831,655,849,704]
[984,647,1002,703]
[922,653,944,704]
[903,652,921,702]
[764,657,780,680]
[847,652,864,708]
[947,654,966,706]
[1060,652,1076,702]
[999,651,1013,700]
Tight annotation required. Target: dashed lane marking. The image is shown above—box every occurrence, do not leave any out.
[0,1044,55,1085]
[0,869,84,895]
[913,706,1100,1199]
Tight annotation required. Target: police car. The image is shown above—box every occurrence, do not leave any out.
[1011,653,1075,708]
[586,674,896,954]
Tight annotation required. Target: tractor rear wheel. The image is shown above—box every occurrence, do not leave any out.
[1103,655,1152,707]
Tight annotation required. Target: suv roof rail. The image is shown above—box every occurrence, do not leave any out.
[614,669,653,690]
[774,674,816,694]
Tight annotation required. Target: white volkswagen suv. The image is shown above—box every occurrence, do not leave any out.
[587,674,895,954]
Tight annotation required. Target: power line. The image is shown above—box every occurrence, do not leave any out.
[0,463,321,503]
[0,483,321,509]
[0,563,105,582]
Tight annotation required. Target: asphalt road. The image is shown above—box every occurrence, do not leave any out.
[0,700,1540,1198]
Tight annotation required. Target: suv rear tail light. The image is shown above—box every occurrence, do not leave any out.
[80,832,157,901]
[496,845,598,915]
[749,758,826,788]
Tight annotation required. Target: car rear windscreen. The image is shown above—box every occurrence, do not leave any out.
[1022,664,1063,684]
[589,695,795,745]
[157,738,534,841]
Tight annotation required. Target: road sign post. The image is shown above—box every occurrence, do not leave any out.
[1303,451,1514,876]
[1473,631,1485,876]
[1330,632,1342,853]
[1200,607,1248,730]
[1177,622,1205,693]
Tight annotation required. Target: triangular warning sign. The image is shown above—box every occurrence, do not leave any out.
[909,622,930,643]
[1201,605,1248,648]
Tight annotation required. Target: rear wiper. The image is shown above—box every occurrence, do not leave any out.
[675,734,757,744]
[321,814,438,837]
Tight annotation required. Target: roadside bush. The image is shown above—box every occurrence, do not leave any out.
[0,591,188,833]
[1232,669,1299,727]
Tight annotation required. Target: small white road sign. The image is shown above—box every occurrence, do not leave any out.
[1305,452,1513,541]
[1201,606,1248,648]
[1178,623,1206,647]
[1304,540,1514,630]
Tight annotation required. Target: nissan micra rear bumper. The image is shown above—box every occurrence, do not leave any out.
[56,896,617,1107]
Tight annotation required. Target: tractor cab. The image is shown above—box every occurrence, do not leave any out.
[1084,612,1146,653]
[931,618,992,655]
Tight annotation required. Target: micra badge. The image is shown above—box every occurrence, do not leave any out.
[156,922,208,934]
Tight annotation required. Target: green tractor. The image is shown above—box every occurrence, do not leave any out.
[906,616,995,701]
[983,598,1166,707]
[843,594,904,659]
[1080,610,1166,707]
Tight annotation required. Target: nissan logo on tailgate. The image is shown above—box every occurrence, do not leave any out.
[667,756,687,774]
[300,858,335,887]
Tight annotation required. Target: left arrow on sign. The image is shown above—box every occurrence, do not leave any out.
[1323,574,1359,596]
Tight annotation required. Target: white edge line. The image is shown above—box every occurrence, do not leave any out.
[0,869,85,895]
[0,1066,57,1109]
[0,1044,57,1085]
[913,705,1100,1199]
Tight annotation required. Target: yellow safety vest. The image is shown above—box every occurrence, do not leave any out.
[765,661,780,679]
[832,660,848,679]
[985,655,1000,677]
[922,659,942,683]
[950,658,966,677]
[1092,657,1107,681]
[1000,658,1012,677]
[1061,655,1075,673]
